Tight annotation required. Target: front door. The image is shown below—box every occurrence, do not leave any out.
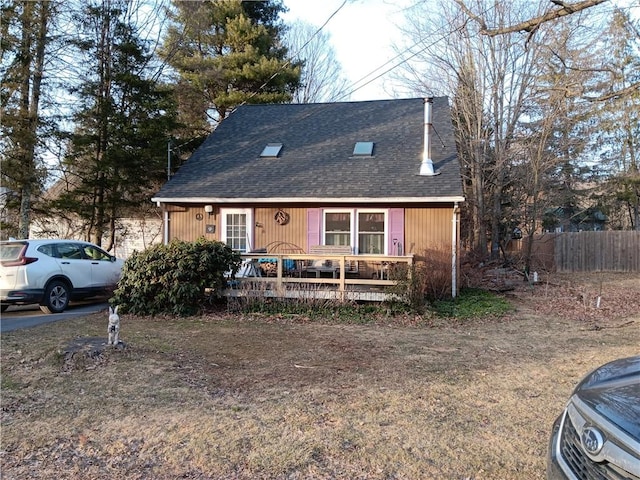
[220,208,254,252]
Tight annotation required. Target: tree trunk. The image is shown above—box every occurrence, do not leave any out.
[16,2,34,239]
[16,1,50,239]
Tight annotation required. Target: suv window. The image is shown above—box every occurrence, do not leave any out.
[37,244,60,258]
[0,242,26,261]
[83,245,112,261]
[57,243,84,260]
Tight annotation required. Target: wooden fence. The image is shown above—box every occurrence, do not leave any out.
[506,231,640,273]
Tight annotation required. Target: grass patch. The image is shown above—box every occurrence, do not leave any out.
[228,284,509,323]
[431,287,513,319]
[2,273,639,479]
[0,373,23,391]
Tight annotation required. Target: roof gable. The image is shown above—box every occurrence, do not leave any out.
[154,97,464,203]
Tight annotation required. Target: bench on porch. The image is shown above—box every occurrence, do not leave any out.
[306,245,359,277]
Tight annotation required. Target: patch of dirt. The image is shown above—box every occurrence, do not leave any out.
[471,268,640,324]
[61,337,126,372]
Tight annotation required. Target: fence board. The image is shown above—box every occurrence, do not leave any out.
[507,232,640,272]
[554,231,640,272]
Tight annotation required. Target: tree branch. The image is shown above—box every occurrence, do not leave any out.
[586,82,640,102]
[456,0,610,36]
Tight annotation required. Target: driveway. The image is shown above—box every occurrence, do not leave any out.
[0,301,109,333]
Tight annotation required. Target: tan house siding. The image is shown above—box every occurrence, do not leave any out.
[405,206,458,291]
[166,206,210,242]
[164,205,456,258]
[166,206,308,248]
[254,207,307,251]
[405,206,453,260]
[160,203,460,296]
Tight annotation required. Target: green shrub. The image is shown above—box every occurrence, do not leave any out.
[112,238,242,316]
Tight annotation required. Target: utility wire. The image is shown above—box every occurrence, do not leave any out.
[237,0,349,108]
[240,0,497,111]
[283,1,487,103]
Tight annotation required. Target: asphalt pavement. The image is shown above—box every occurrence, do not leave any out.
[0,301,110,333]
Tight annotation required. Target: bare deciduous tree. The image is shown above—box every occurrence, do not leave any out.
[397,1,546,259]
[284,20,349,103]
[396,0,639,268]
[456,0,640,102]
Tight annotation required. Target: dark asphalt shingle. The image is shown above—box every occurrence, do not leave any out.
[153,97,464,201]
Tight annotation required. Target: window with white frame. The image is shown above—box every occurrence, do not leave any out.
[323,209,387,254]
[324,211,351,246]
[221,208,253,252]
[358,212,385,254]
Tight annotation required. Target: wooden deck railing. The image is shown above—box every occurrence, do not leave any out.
[227,253,415,302]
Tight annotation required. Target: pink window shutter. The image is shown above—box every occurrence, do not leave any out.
[307,208,321,251]
[388,208,405,256]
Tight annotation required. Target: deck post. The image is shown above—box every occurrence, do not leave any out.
[338,256,346,302]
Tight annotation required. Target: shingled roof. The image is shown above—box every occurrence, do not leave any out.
[152,97,464,204]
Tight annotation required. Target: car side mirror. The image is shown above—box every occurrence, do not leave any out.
[110,255,117,262]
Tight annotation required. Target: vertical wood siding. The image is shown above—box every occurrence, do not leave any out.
[167,207,218,242]
[404,207,453,260]
[165,205,456,260]
[253,207,308,252]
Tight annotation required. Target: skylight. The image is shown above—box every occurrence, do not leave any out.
[353,142,374,156]
[260,143,283,157]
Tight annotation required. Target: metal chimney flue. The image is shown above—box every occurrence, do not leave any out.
[420,97,439,176]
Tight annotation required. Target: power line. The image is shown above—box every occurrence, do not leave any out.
[334,9,475,101]
[238,0,349,107]
[240,0,480,106]
[289,1,494,102]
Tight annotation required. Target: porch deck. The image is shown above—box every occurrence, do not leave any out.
[225,253,414,302]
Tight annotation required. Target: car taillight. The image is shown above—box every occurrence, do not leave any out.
[1,256,38,267]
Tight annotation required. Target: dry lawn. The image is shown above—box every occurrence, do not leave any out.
[1,272,639,480]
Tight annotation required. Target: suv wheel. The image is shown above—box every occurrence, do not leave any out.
[40,280,70,314]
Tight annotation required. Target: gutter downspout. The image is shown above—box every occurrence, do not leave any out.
[157,201,169,245]
[452,202,460,298]
[163,210,169,245]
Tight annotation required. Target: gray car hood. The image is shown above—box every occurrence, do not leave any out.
[574,356,640,440]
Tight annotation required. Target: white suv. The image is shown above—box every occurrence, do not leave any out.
[0,239,124,314]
